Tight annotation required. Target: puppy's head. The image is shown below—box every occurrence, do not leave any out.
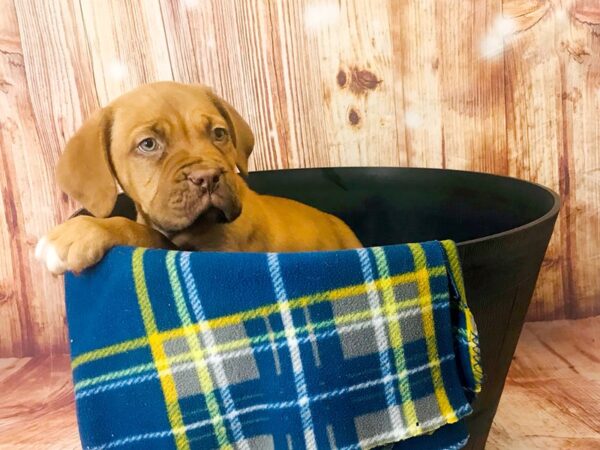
[57,82,254,233]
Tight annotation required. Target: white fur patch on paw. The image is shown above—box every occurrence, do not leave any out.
[35,236,66,274]
[35,236,47,261]
[45,244,66,274]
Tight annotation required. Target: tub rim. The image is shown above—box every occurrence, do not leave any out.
[245,166,561,248]
[77,167,561,250]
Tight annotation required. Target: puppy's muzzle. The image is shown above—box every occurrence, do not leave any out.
[187,168,222,194]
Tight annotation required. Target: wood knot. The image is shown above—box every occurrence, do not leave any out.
[562,87,582,106]
[336,70,348,88]
[337,67,382,95]
[349,67,381,95]
[348,108,361,126]
[561,39,591,63]
[0,79,13,94]
[0,290,11,304]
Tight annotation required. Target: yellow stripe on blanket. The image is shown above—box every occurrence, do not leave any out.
[74,293,448,392]
[165,251,232,450]
[72,266,446,371]
[372,246,421,434]
[133,248,190,450]
[408,243,457,424]
[440,240,483,392]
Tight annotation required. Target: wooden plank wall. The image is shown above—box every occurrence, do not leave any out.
[0,0,598,357]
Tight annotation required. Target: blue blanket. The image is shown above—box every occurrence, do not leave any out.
[65,241,482,449]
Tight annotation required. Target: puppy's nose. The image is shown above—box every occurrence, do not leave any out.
[187,169,222,193]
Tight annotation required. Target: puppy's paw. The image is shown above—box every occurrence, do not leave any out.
[35,216,115,275]
[35,236,66,274]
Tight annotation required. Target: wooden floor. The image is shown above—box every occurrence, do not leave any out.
[0,355,79,450]
[487,316,600,450]
[0,318,598,449]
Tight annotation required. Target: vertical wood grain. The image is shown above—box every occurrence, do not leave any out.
[438,1,508,173]
[0,0,599,355]
[562,0,600,319]
[159,0,288,171]
[272,0,403,167]
[503,1,566,319]
[79,0,174,105]
[503,0,600,319]
[390,0,444,168]
[1,0,98,356]
[0,0,32,356]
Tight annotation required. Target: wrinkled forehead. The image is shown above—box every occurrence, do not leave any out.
[109,83,224,133]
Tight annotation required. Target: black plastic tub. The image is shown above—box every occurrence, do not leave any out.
[102,167,560,449]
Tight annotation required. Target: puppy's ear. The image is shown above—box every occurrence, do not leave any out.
[208,91,254,176]
[56,108,117,217]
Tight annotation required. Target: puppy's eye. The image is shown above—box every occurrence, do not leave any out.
[137,137,160,153]
[212,127,228,142]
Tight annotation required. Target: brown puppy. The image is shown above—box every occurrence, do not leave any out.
[36,82,361,274]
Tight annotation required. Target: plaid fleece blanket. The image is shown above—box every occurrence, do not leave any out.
[65,241,482,450]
